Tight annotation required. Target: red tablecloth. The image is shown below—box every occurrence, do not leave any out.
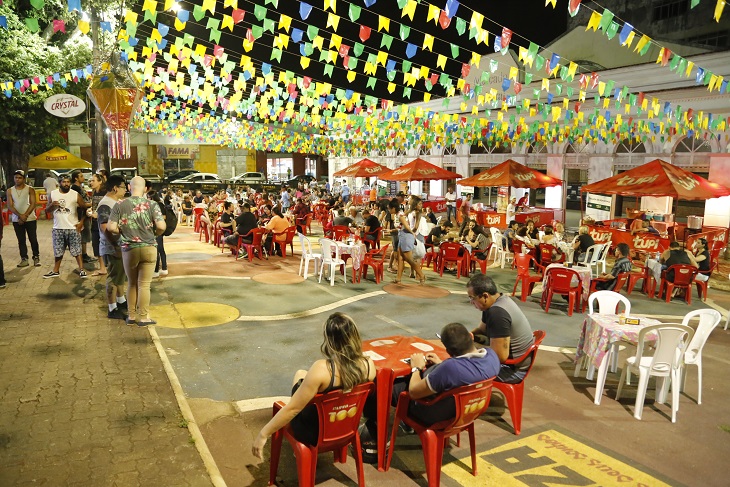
[361,336,449,471]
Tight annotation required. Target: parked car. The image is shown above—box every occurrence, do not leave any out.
[283,174,316,187]
[228,172,266,185]
[164,169,200,184]
[170,173,222,184]
[110,168,163,184]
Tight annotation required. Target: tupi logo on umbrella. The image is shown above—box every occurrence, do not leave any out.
[615,175,658,186]
[477,171,505,181]
[416,168,437,175]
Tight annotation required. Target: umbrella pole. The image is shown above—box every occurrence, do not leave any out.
[579,192,584,227]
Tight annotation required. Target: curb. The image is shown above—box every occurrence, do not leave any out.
[148,325,227,487]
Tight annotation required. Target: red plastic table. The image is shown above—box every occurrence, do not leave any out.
[361,335,449,471]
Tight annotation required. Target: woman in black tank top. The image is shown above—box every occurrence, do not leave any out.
[252,313,376,458]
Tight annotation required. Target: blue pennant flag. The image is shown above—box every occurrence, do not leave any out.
[618,22,633,45]
[405,43,417,58]
[445,0,460,19]
[177,9,189,22]
[364,0,377,7]
[291,28,303,43]
[300,3,312,20]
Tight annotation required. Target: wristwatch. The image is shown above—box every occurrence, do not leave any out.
[411,366,422,375]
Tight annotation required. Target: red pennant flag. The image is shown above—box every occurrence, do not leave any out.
[245,28,254,43]
[514,82,522,94]
[579,74,588,89]
[590,72,599,89]
[342,55,350,68]
[429,73,438,85]
[461,63,470,78]
[661,48,671,66]
[438,10,451,29]
[574,102,581,113]
[637,92,645,106]
[501,28,512,48]
[302,76,312,88]
[213,45,224,59]
[339,44,350,57]
[359,25,371,42]
[232,9,245,23]
[52,19,66,33]
[203,54,213,67]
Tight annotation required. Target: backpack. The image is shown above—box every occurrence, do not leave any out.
[163,204,178,236]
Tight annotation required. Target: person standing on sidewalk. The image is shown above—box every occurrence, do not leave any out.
[96,175,128,320]
[89,173,107,276]
[70,170,95,266]
[107,177,166,326]
[444,186,456,223]
[42,171,58,196]
[44,174,89,278]
[6,170,40,268]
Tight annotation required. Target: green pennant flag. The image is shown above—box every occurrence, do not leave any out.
[144,9,157,23]
[353,42,364,57]
[348,57,358,70]
[677,57,687,76]
[403,87,412,99]
[254,5,267,21]
[525,73,533,84]
[604,80,615,96]
[402,60,412,73]
[556,84,563,95]
[307,25,318,41]
[304,43,314,56]
[270,48,282,63]
[456,18,466,36]
[599,10,615,32]
[399,24,410,40]
[336,88,345,99]
[533,89,540,99]
[669,54,681,71]
[442,98,450,108]
[209,29,221,43]
[638,40,651,56]
[207,18,220,30]
[251,25,263,39]
[535,55,545,71]
[560,65,569,81]
[381,34,393,50]
[474,84,483,95]
[126,21,137,37]
[263,18,275,33]
[349,4,361,22]
[425,80,433,91]
[451,44,459,59]
[480,71,490,83]
[193,5,206,21]
[606,21,619,40]
[318,50,329,62]
[469,27,479,41]
[367,77,377,89]
[397,0,408,7]
[30,0,44,9]
[387,70,396,81]
[439,73,450,86]
[182,33,194,47]
[366,53,377,64]
[703,70,712,85]
[323,64,334,77]
[691,0,700,7]
[528,42,539,59]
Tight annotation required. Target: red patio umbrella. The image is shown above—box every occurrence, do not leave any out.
[580,159,730,200]
[333,158,389,178]
[458,159,562,188]
[379,158,462,181]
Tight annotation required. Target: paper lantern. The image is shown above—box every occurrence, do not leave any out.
[86,52,143,159]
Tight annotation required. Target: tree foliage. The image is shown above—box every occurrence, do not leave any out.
[0,3,92,183]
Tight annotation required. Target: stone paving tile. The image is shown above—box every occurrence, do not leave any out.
[0,220,211,486]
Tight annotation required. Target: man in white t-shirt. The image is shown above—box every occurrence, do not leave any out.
[506,197,517,222]
[43,172,58,196]
[444,186,456,223]
[43,174,88,279]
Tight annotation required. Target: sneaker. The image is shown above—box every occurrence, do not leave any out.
[17,259,29,268]
[79,270,88,279]
[152,271,160,278]
[159,269,168,276]
[33,257,41,267]
[117,301,128,312]
[107,308,127,320]
[137,319,157,327]
[83,255,95,264]
[0,283,6,289]
[43,271,60,279]
[399,421,416,435]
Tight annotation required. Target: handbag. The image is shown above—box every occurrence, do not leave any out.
[413,238,426,259]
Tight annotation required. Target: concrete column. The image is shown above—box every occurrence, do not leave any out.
[706,154,730,228]
[255,150,267,174]
[545,155,564,209]
[292,153,305,175]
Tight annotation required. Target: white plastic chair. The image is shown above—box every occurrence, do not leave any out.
[680,309,721,405]
[487,228,500,262]
[576,243,603,277]
[298,232,322,280]
[593,241,612,275]
[318,238,347,286]
[497,233,513,269]
[615,324,694,422]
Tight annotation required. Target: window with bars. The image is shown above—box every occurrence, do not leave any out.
[653,0,689,21]
[615,139,646,154]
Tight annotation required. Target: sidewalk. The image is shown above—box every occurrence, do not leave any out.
[0,220,212,486]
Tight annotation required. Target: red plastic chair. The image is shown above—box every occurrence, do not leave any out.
[695,259,717,301]
[332,225,351,242]
[269,226,297,257]
[361,227,381,251]
[470,244,491,274]
[539,243,565,264]
[192,207,205,232]
[511,253,544,302]
[198,218,210,243]
[492,330,545,435]
[296,214,313,236]
[424,242,439,268]
[239,228,266,262]
[542,267,584,316]
[438,242,468,279]
[659,264,698,304]
[626,259,650,296]
[268,382,374,487]
[589,272,629,294]
[360,244,390,284]
[385,379,494,486]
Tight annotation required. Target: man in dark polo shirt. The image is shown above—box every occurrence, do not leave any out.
[225,203,258,256]
[466,274,534,383]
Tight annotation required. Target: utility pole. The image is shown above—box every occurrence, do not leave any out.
[90,6,108,173]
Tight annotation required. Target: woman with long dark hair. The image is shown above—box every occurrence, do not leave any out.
[251,313,376,458]
[394,195,426,285]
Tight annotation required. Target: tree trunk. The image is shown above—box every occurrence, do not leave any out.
[0,137,31,187]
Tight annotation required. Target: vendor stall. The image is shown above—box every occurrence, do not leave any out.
[458,159,564,229]
[379,159,461,208]
[581,159,730,254]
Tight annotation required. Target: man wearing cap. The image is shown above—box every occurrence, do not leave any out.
[44,174,89,278]
[7,170,40,268]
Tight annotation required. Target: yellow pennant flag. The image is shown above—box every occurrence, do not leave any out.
[457,78,465,90]
[563,97,569,109]
[312,35,324,51]
[224,0,237,8]
[641,98,648,110]
[708,74,718,91]
[460,102,467,111]
[378,15,390,32]
[568,62,577,78]
[124,9,138,23]
[545,0,557,7]
[634,35,650,53]
[685,61,695,77]
[324,0,337,13]
[401,0,417,20]
[387,82,396,93]
[552,106,561,122]
[586,11,601,31]
[541,78,549,91]
[622,30,635,47]
[436,54,447,69]
[78,20,90,34]
[174,18,186,31]
[579,90,586,102]
[478,29,489,45]
[715,0,726,22]
[327,13,340,30]
[423,92,431,102]
[509,66,518,80]
[472,105,478,115]
[328,50,338,64]
[347,71,356,83]
[221,15,234,31]
[427,4,440,23]
[164,0,174,10]
[377,51,388,66]
[243,39,253,52]
[598,81,606,96]
[470,52,481,67]
[141,0,156,13]
[201,0,216,14]
[715,75,724,92]
[470,11,484,30]
[150,28,162,43]
[624,103,631,114]
[603,97,610,108]
[656,47,665,64]
[419,65,429,79]
[279,14,292,32]
[423,34,434,51]
[330,34,342,50]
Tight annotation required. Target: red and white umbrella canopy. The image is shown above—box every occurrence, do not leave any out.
[333,158,389,178]
[458,159,562,188]
[379,158,462,181]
